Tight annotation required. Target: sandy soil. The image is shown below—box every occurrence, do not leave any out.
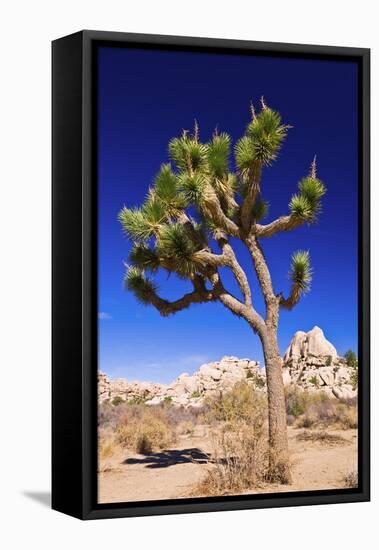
[98,426,358,504]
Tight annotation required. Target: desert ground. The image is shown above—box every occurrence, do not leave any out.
[98,330,358,503]
[98,399,358,503]
[99,425,357,503]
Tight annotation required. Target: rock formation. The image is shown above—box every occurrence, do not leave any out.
[98,326,357,406]
[98,356,264,407]
[282,326,356,400]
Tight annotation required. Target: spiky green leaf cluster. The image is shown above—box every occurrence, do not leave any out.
[235,136,256,175]
[124,266,157,304]
[235,106,289,173]
[119,197,167,241]
[290,176,326,221]
[289,250,312,293]
[168,135,208,172]
[289,194,313,219]
[207,133,231,178]
[118,207,153,241]
[177,172,207,206]
[129,243,160,272]
[299,176,325,208]
[156,223,199,277]
[149,164,186,216]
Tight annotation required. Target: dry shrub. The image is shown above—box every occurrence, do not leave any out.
[163,403,201,429]
[285,388,358,430]
[196,424,268,496]
[206,381,267,426]
[334,403,358,429]
[116,408,176,454]
[296,430,349,446]
[98,435,119,472]
[297,401,358,430]
[176,420,195,436]
[285,388,330,418]
[195,383,269,496]
[99,438,117,459]
[99,398,204,454]
[343,470,358,488]
[98,400,145,429]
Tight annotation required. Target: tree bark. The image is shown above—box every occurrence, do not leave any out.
[260,327,292,484]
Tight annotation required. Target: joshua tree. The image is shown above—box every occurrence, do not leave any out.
[118,99,326,482]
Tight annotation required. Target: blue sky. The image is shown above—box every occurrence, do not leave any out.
[97,46,358,383]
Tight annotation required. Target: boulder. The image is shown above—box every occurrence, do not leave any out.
[307,326,337,358]
[284,326,337,363]
[334,366,352,385]
[282,369,292,386]
[332,385,356,401]
[318,366,335,386]
[199,364,220,379]
[283,330,307,362]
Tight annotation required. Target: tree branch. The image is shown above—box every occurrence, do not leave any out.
[246,235,279,327]
[216,233,252,307]
[255,214,303,238]
[208,271,265,334]
[192,248,228,268]
[149,283,219,317]
[240,162,262,232]
[278,288,301,311]
[201,184,240,237]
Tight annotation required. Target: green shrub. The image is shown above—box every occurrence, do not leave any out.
[112,395,125,406]
[344,350,358,369]
[127,395,146,405]
[309,375,319,387]
[285,387,306,417]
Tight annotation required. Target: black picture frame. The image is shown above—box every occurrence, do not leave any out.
[52,30,370,520]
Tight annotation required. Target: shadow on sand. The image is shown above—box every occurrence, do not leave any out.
[124,447,210,469]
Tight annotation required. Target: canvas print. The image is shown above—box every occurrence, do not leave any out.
[97,46,359,504]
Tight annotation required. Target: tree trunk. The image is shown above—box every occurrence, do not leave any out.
[261,327,292,484]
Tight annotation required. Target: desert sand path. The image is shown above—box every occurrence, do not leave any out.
[98,427,357,504]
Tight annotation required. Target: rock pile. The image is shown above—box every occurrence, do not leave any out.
[98,357,264,407]
[147,357,264,407]
[282,326,357,400]
[98,326,357,406]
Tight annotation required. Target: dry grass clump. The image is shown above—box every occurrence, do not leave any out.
[285,388,357,430]
[99,438,117,459]
[195,383,269,496]
[116,408,176,454]
[176,420,195,436]
[333,404,358,429]
[98,399,203,455]
[343,470,358,488]
[98,433,120,472]
[98,400,145,429]
[206,381,267,425]
[296,430,349,446]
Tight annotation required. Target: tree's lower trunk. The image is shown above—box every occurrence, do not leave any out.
[261,328,292,484]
